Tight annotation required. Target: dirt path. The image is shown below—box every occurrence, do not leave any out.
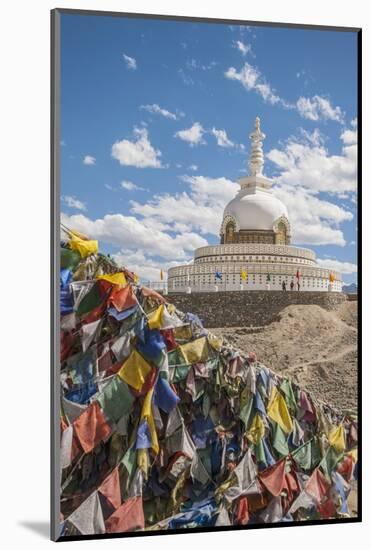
[212,301,358,411]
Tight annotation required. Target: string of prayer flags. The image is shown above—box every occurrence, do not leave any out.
[59,234,358,536]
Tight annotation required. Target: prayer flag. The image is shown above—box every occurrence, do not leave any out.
[105,497,144,533]
[305,468,330,504]
[179,336,209,364]
[97,272,127,287]
[73,401,111,454]
[118,349,153,391]
[147,304,164,330]
[69,235,98,258]
[108,285,137,312]
[67,491,105,535]
[99,467,121,510]
[97,377,134,423]
[267,387,293,434]
[246,413,265,445]
[329,424,346,453]
[141,387,159,454]
[259,458,286,497]
[241,270,247,281]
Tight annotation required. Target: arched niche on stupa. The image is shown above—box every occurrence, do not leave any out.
[220,215,238,244]
[273,216,291,245]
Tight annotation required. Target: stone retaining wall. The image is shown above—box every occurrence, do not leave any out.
[166,290,346,328]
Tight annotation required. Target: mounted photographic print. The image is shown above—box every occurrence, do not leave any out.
[51,8,361,541]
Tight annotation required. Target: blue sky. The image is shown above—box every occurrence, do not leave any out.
[60,13,358,284]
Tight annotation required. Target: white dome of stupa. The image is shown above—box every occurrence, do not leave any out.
[224,187,288,231]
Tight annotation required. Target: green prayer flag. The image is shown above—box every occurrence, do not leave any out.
[121,445,137,478]
[168,347,188,368]
[279,379,297,412]
[310,437,322,469]
[239,392,254,428]
[272,422,289,457]
[97,377,135,423]
[254,438,268,467]
[292,439,312,470]
[76,282,105,317]
[319,446,343,481]
[61,247,81,271]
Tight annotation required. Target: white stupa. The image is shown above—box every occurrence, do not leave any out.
[167,117,342,293]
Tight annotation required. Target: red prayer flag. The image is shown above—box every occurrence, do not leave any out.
[73,401,111,454]
[236,496,249,525]
[105,497,144,533]
[98,467,121,510]
[296,269,300,279]
[318,498,336,519]
[337,455,354,482]
[305,468,330,504]
[259,458,286,497]
[160,329,178,352]
[109,285,137,312]
[81,301,108,325]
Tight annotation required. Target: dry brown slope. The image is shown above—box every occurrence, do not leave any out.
[212,302,357,411]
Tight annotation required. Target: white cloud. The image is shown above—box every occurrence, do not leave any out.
[112,249,183,282]
[233,40,251,56]
[175,122,205,146]
[266,126,356,246]
[111,127,164,168]
[122,53,137,70]
[225,62,344,124]
[267,127,357,194]
[225,62,287,106]
[189,164,198,171]
[272,184,352,246]
[316,258,357,275]
[120,180,147,192]
[83,155,96,165]
[61,195,87,211]
[186,59,218,71]
[211,128,234,148]
[140,103,178,120]
[296,95,344,122]
[61,211,207,262]
[131,175,239,236]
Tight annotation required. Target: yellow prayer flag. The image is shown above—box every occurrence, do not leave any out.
[328,424,346,453]
[241,270,247,281]
[246,413,265,445]
[118,349,152,391]
[97,272,127,286]
[267,386,293,434]
[140,387,159,454]
[180,336,209,364]
[207,333,223,351]
[137,448,149,475]
[69,235,98,258]
[160,270,164,281]
[147,304,165,330]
